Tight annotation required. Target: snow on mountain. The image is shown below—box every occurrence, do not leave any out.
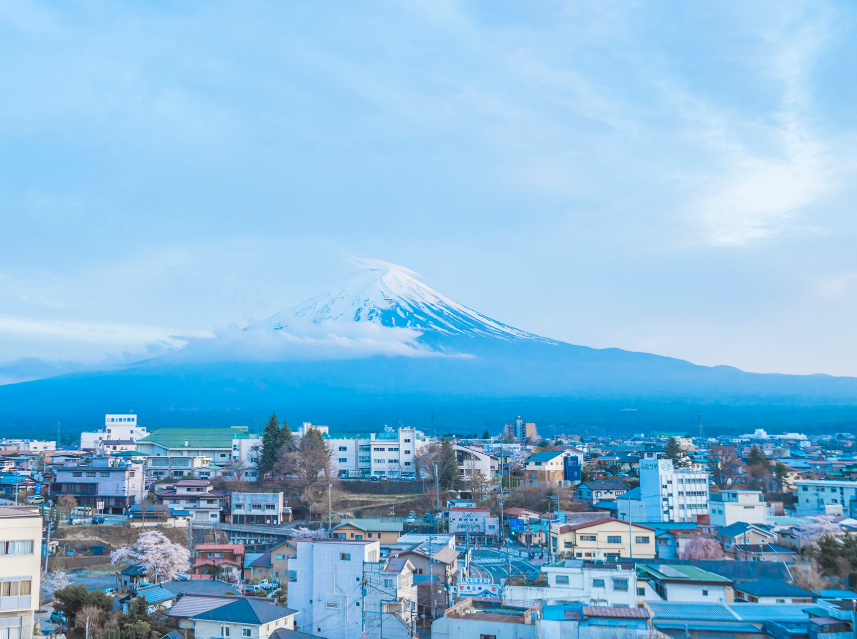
[263,262,552,341]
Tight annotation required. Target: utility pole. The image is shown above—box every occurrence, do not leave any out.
[328,484,333,539]
[434,463,440,536]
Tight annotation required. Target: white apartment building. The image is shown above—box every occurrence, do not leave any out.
[157,479,225,524]
[327,427,425,479]
[297,423,329,437]
[794,479,857,516]
[503,560,637,608]
[51,455,144,514]
[639,452,709,523]
[136,427,261,480]
[364,557,418,639]
[230,492,285,525]
[454,446,498,482]
[0,506,43,639]
[80,414,148,450]
[448,507,499,539]
[709,490,767,527]
[288,540,383,639]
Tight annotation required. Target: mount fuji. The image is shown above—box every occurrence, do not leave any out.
[2,260,857,436]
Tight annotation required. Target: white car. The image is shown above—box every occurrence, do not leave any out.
[176,573,190,582]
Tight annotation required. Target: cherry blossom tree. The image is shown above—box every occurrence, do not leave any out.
[795,516,843,542]
[110,530,190,583]
[679,537,724,560]
[42,571,70,598]
[289,526,327,540]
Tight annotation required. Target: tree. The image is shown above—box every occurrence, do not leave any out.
[581,464,593,482]
[679,537,724,560]
[795,515,843,542]
[774,462,791,491]
[110,530,190,583]
[663,438,688,468]
[290,526,327,540]
[747,445,771,470]
[274,429,336,507]
[79,604,106,636]
[463,458,489,502]
[414,443,441,481]
[437,437,460,491]
[481,429,491,440]
[111,593,169,639]
[43,571,70,598]
[53,585,113,618]
[259,411,284,478]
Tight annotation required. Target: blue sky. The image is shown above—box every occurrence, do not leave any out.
[2,1,857,381]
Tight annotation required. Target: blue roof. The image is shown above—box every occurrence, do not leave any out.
[135,585,175,604]
[649,602,811,623]
[120,564,148,576]
[192,599,296,625]
[815,589,857,599]
[734,579,813,598]
[527,451,566,462]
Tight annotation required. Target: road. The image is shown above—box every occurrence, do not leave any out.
[465,546,542,583]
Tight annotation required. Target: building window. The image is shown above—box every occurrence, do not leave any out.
[72,472,82,477]
[607,536,621,544]
[580,535,596,541]
[340,553,351,561]
[563,542,572,549]
[242,630,251,637]
[613,579,628,591]
[326,602,338,609]
[339,458,347,463]
[637,587,646,596]
[339,447,347,451]
[702,590,708,596]
[592,579,605,588]
[0,541,34,556]
[480,636,496,639]
[635,536,650,543]
[555,575,569,585]
[383,578,394,588]
[100,472,110,477]
[86,472,96,477]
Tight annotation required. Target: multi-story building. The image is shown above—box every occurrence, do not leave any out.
[157,479,225,524]
[549,518,657,560]
[80,414,148,450]
[794,479,857,516]
[0,440,56,453]
[525,451,567,484]
[639,452,709,523]
[192,543,245,579]
[326,427,425,479]
[287,539,381,639]
[448,507,499,542]
[709,490,767,527]
[454,446,497,483]
[391,543,458,616]
[136,427,261,479]
[0,506,42,639]
[575,480,628,505]
[50,454,144,514]
[503,560,638,608]
[146,454,212,481]
[503,417,537,442]
[230,492,285,526]
[363,557,418,639]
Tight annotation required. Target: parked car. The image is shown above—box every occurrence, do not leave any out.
[408,511,416,518]
[257,579,271,589]
[369,476,380,482]
[27,496,44,505]
[404,516,416,524]
[50,611,67,624]
[424,513,435,523]
[176,573,190,581]
[67,518,87,525]
[102,588,116,595]
[91,516,106,525]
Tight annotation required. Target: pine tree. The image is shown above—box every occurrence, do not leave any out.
[481,429,491,439]
[747,445,771,470]
[259,411,282,477]
[280,418,295,452]
[438,437,460,491]
[774,461,789,490]
[663,437,688,468]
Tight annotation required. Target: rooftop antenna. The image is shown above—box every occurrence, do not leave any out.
[57,421,61,446]
[432,411,435,438]
[698,414,703,439]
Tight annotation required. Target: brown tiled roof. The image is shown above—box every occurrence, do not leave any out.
[582,606,649,619]
[556,518,654,534]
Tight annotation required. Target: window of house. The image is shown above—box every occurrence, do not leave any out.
[340,553,351,561]
[607,536,621,544]
[0,541,34,556]
[339,458,347,463]
[276,554,285,560]
[555,575,569,585]
[776,598,785,603]
[592,579,605,588]
[580,535,596,541]
[100,472,110,477]
[404,439,411,443]
[635,536,650,544]
[289,571,297,581]
[563,542,572,548]
[339,446,347,451]
[480,635,496,639]
[404,451,411,455]
[242,630,251,637]
[221,626,230,637]
[702,590,708,596]
[326,602,338,609]
[86,472,96,477]
[637,587,646,596]
[613,579,628,591]
[374,448,385,452]
[265,504,275,510]
[384,578,395,589]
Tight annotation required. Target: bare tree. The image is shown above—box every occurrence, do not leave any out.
[464,458,489,502]
[274,429,337,511]
[415,443,441,481]
[707,446,741,487]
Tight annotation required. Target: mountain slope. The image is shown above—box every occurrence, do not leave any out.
[1,260,856,435]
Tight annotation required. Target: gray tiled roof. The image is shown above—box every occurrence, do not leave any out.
[191,598,296,625]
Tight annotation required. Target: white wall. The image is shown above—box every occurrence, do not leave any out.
[0,510,43,639]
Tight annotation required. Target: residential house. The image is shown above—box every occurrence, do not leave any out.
[549,518,656,560]
[332,518,404,544]
[637,564,733,603]
[731,542,797,562]
[260,540,298,583]
[432,598,537,639]
[716,522,776,555]
[50,454,143,514]
[128,505,191,528]
[190,598,299,639]
[525,451,568,484]
[733,579,814,604]
[0,506,42,639]
[193,544,245,579]
[157,479,225,524]
[231,492,286,525]
[363,557,418,639]
[615,487,647,522]
[574,480,628,505]
[391,542,458,616]
[654,529,708,560]
[454,445,498,485]
[709,490,767,527]
[503,560,638,608]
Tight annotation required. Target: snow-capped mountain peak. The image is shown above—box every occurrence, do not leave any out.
[263,261,549,341]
